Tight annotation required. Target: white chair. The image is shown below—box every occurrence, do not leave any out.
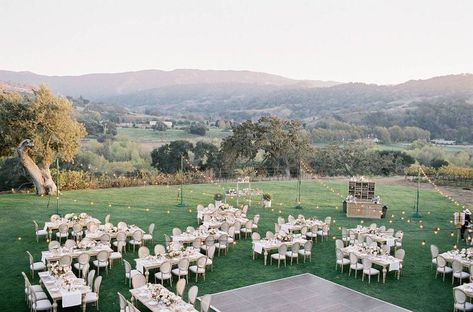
[154,244,166,256]
[83,275,102,311]
[82,264,90,282]
[128,230,144,252]
[362,258,380,283]
[305,225,318,242]
[215,234,228,256]
[393,248,405,279]
[87,270,96,287]
[26,251,46,278]
[155,261,173,286]
[93,250,110,275]
[317,225,329,242]
[240,220,253,239]
[172,227,182,236]
[200,236,215,254]
[109,241,125,268]
[436,255,453,281]
[22,272,48,307]
[117,292,127,312]
[453,260,470,285]
[335,239,344,250]
[164,234,171,246]
[266,231,274,240]
[233,221,241,240]
[286,242,300,265]
[271,244,287,268]
[64,239,76,249]
[172,258,190,282]
[298,240,312,263]
[176,278,186,297]
[33,221,48,242]
[48,240,60,251]
[324,216,332,226]
[189,256,207,282]
[132,273,147,289]
[59,254,72,267]
[124,259,140,287]
[192,238,202,249]
[188,285,198,306]
[251,232,261,242]
[300,226,308,236]
[29,285,53,312]
[454,288,473,311]
[252,215,260,231]
[100,233,111,244]
[277,216,285,225]
[200,294,212,312]
[394,230,403,249]
[241,205,249,217]
[126,300,141,312]
[104,214,111,224]
[113,231,127,252]
[431,244,439,269]
[206,245,216,271]
[138,246,150,259]
[349,253,364,279]
[72,223,83,241]
[143,223,155,245]
[220,222,229,233]
[341,228,350,246]
[335,248,350,272]
[56,223,69,243]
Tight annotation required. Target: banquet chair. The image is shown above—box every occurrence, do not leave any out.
[188,286,198,306]
[362,258,380,283]
[26,251,46,278]
[252,215,260,231]
[100,233,111,244]
[394,248,405,279]
[117,222,127,231]
[33,221,48,242]
[56,223,69,243]
[154,244,166,256]
[220,222,229,233]
[395,230,404,249]
[82,264,90,281]
[22,272,48,307]
[164,234,171,246]
[189,256,207,282]
[286,242,300,265]
[274,223,281,233]
[87,221,99,233]
[453,260,470,285]
[113,231,127,252]
[324,216,332,226]
[335,239,344,250]
[201,235,215,254]
[277,217,285,225]
[251,232,261,242]
[87,270,96,287]
[436,255,453,281]
[300,226,308,236]
[317,225,329,242]
[369,223,377,231]
[155,260,173,286]
[299,240,313,263]
[266,231,274,240]
[234,221,242,240]
[64,239,76,249]
[176,278,186,297]
[138,246,150,259]
[288,215,295,224]
[192,238,202,249]
[104,214,111,224]
[306,225,318,242]
[123,259,140,287]
[215,234,229,256]
[197,205,204,224]
[50,214,60,222]
[48,240,60,251]
[241,205,249,217]
[470,265,473,283]
[335,248,350,272]
[172,227,182,236]
[271,244,287,268]
[349,253,364,279]
[378,226,386,232]
[227,227,236,246]
[132,273,147,289]
[365,236,373,245]
[29,285,53,312]
[59,255,72,267]
[72,223,83,241]
[187,226,195,233]
[128,230,144,252]
[93,250,110,275]
[206,245,216,271]
[83,275,102,311]
[430,244,439,269]
[349,231,357,245]
[172,258,190,282]
[381,244,390,255]
[109,241,125,268]
[341,228,350,246]
[453,288,473,311]
[200,294,212,312]
[117,292,127,312]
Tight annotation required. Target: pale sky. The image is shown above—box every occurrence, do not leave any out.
[0,0,472,84]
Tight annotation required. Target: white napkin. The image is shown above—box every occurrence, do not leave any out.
[281,224,290,233]
[254,242,263,253]
[389,260,400,271]
[386,238,395,248]
[136,260,144,274]
[61,290,81,308]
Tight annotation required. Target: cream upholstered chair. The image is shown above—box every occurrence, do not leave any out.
[192,238,202,250]
[176,278,186,297]
[132,273,147,289]
[286,242,300,265]
[324,216,332,226]
[93,250,110,275]
[288,215,295,224]
[64,239,76,249]
[241,205,249,217]
[197,205,204,223]
[305,225,318,242]
[100,233,111,244]
[87,270,96,287]
[274,223,281,233]
[206,245,216,271]
[72,223,83,241]
[29,285,53,312]
[220,222,229,233]
[362,258,380,283]
[298,240,312,263]
[300,226,308,236]
[126,300,140,312]
[33,221,48,242]
[251,232,261,242]
[395,230,404,249]
[143,223,155,245]
[155,260,173,286]
[379,225,386,232]
[48,240,60,251]
[59,255,72,267]
[164,234,171,246]
[200,294,212,312]
[138,246,150,259]
[341,228,350,246]
[233,221,242,240]
[470,265,473,283]
[187,226,195,233]
[369,223,377,231]
[56,223,69,243]
[128,230,144,252]
[215,234,228,256]
[109,241,125,268]
[349,253,364,279]
[349,231,357,246]
[189,256,207,282]
[431,244,439,269]
[26,251,46,278]
[87,221,99,233]
[271,244,287,268]
[124,259,140,287]
[22,272,48,307]
[113,231,127,251]
[335,239,344,250]
[453,288,473,312]
[104,214,110,224]
[201,235,215,254]
[82,263,90,281]
[172,258,190,282]
[277,216,285,225]
[172,227,182,236]
[227,227,236,246]
[152,244,165,257]
[117,292,127,312]
[317,225,329,242]
[365,236,373,245]
[188,285,198,306]
[436,255,453,281]
[266,231,274,240]
[453,260,470,285]
[252,215,260,231]
[83,275,102,311]
[117,222,127,231]
[335,248,350,272]
[386,228,395,236]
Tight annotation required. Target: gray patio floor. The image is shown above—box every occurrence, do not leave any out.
[208,273,410,312]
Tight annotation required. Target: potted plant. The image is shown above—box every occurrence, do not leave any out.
[214,193,223,207]
[262,193,272,208]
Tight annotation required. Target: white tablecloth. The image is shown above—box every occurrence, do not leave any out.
[61,290,81,308]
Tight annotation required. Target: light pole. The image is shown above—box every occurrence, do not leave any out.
[176,155,186,207]
[294,159,303,209]
[412,167,422,218]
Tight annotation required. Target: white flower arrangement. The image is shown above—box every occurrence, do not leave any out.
[147,283,178,306]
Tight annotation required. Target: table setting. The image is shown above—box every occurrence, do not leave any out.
[130,283,197,312]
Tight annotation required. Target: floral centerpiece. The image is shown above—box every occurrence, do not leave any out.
[147,283,178,306]
[50,261,71,278]
[275,233,293,242]
[459,248,473,260]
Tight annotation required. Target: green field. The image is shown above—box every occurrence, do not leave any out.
[117,128,231,143]
[1,180,461,311]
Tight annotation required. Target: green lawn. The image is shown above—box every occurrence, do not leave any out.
[0,180,461,311]
[117,128,231,143]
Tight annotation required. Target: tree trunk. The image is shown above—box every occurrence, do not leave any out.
[17,139,57,195]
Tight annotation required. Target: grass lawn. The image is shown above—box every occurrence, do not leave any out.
[0,180,461,311]
[117,128,231,143]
